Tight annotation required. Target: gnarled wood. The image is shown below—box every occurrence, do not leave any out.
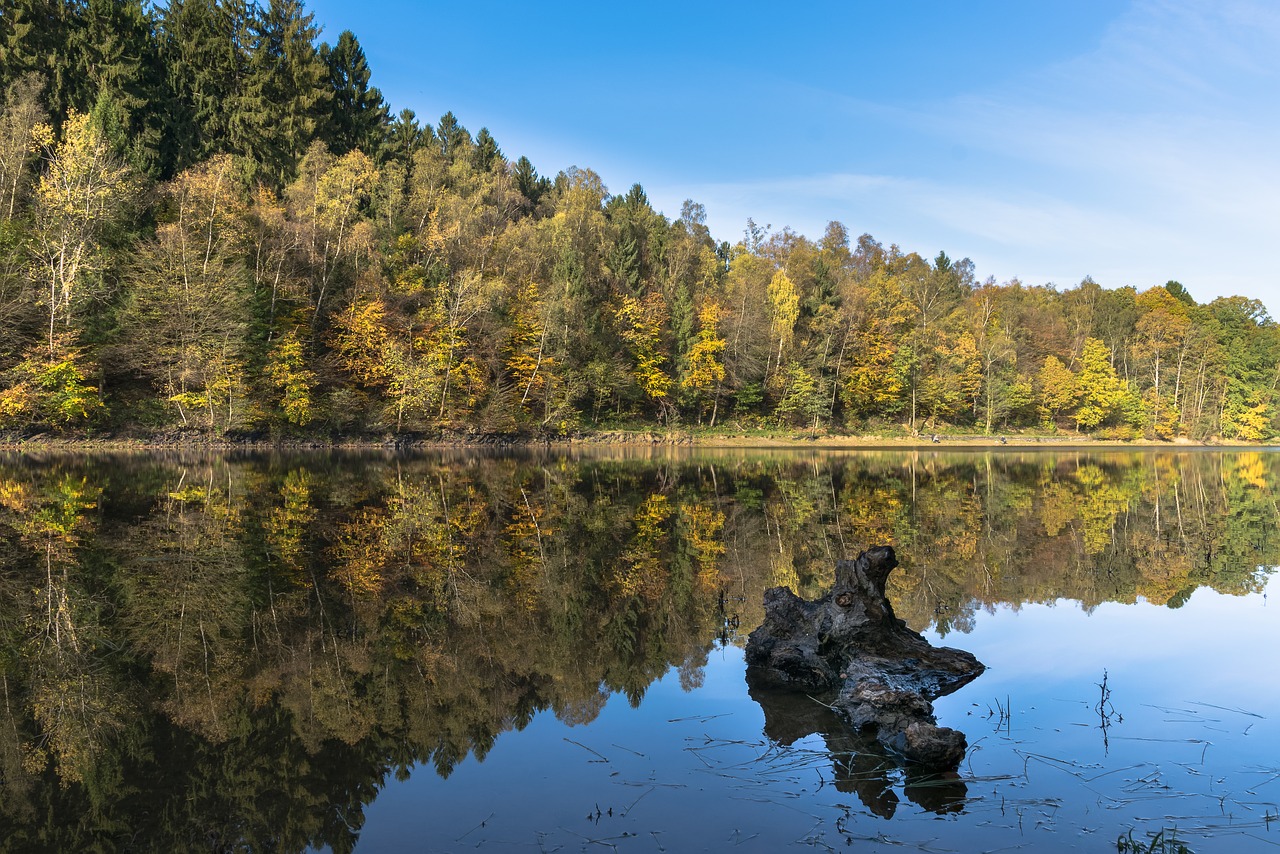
[745,546,984,769]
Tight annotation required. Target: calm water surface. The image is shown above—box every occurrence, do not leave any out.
[0,448,1276,852]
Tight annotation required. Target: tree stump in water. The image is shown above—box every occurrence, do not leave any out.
[745,545,984,769]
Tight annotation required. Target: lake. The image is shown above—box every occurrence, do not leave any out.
[0,448,1276,852]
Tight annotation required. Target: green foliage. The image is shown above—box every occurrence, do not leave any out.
[319,29,387,158]
[775,363,827,431]
[0,0,1275,439]
[0,339,105,429]
[264,329,315,425]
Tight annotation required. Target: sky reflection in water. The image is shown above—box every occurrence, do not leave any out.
[1,449,1277,853]
[360,573,1280,853]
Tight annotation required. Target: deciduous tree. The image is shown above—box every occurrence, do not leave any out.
[30,110,134,355]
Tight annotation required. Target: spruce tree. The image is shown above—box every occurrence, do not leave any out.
[239,0,330,186]
[158,0,253,174]
[513,155,549,209]
[472,127,501,171]
[0,0,81,126]
[436,111,470,162]
[73,0,165,174]
[320,29,387,157]
[388,107,423,167]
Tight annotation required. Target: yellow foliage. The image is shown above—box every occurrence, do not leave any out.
[1222,401,1270,442]
[421,203,458,253]
[0,340,105,429]
[268,470,316,576]
[683,301,726,395]
[0,382,35,425]
[682,501,726,591]
[0,479,29,513]
[504,505,550,613]
[766,270,799,350]
[1231,452,1269,490]
[504,281,556,416]
[265,331,316,426]
[164,349,246,432]
[1039,481,1076,537]
[330,299,393,388]
[1073,464,1133,555]
[768,550,801,592]
[616,294,672,403]
[32,111,134,344]
[613,493,672,602]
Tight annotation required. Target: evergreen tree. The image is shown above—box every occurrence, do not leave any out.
[1164,279,1195,306]
[388,107,423,167]
[513,155,549,210]
[72,0,165,174]
[1,0,1277,437]
[238,0,329,185]
[436,111,470,162]
[0,0,81,126]
[158,0,253,174]
[319,29,387,157]
[472,127,500,171]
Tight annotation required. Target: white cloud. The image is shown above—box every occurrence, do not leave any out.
[657,0,1280,307]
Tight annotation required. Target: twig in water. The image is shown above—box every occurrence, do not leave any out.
[564,738,610,763]
[1187,701,1264,719]
[456,811,495,842]
[611,743,646,758]
[1096,670,1122,754]
[621,786,655,818]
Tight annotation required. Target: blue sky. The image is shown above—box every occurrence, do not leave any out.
[306,0,1279,310]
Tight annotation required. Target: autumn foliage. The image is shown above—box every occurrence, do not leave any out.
[0,3,1276,441]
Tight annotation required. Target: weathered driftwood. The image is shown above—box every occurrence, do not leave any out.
[744,546,984,769]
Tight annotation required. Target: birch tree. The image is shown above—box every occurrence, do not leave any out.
[31,110,133,354]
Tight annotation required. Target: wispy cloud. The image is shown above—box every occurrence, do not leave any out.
[656,0,1280,307]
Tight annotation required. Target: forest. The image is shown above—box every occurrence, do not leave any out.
[1,0,1278,441]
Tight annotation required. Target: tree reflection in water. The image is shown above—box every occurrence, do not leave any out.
[0,449,1274,851]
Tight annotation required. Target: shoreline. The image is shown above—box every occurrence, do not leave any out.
[0,429,1273,453]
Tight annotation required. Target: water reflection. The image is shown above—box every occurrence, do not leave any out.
[746,674,968,818]
[0,449,1275,851]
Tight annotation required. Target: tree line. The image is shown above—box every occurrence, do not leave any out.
[1,0,1277,440]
